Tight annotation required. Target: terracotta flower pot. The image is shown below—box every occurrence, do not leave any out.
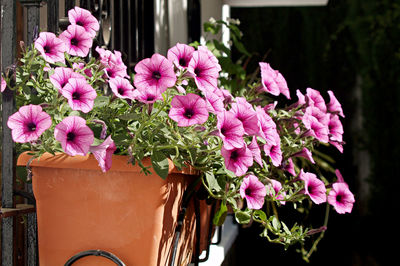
[17,152,212,266]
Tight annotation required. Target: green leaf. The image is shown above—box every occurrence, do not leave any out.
[235,210,251,224]
[119,112,141,121]
[205,171,222,192]
[213,201,228,226]
[253,210,267,221]
[272,216,281,231]
[151,150,170,180]
[93,96,109,108]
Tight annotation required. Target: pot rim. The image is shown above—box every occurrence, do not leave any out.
[17,151,198,175]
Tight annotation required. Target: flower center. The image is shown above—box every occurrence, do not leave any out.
[245,187,252,196]
[72,91,81,100]
[220,127,226,135]
[179,58,187,67]
[152,71,161,80]
[184,108,194,119]
[71,37,79,46]
[117,87,125,95]
[76,21,84,27]
[230,150,239,161]
[146,95,155,102]
[194,67,202,76]
[26,122,36,132]
[336,194,343,202]
[67,132,76,141]
[43,45,52,54]
[307,185,313,194]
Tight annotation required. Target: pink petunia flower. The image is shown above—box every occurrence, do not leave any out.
[187,46,221,93]
[217,111,245,150]
[303,106,330,127]
[292,147,315,164]
[203,90,225,114]
[335,169,346,183]
[95,47,128,78]
[263,134,282,167]
[328,182,355,214]
[230,97,259,136]
[169,93,209,127]
[132,87,163,104]
[54,116,94,156]
[306,88,327,112]
[1,76,6,92]
[68,6,99,38]
[50,67,86,92]
[328,114,343,142]
[109,76,135,99]
[89,135,117,172]
[296,89,306,106]
[327,90,345,118]
[134,53,176,93]
[59,24,93,57]
[255,106,278,146]
[299,169,327,204]
[60,78,97,113]
[34,32,66,64]
[221,145,253,177]
[259,62,290,99]
[240,174,267,210]
[248,136,263,166]
[302,115,329,143]
[7,104,52,143]
[268,179,286,205]
[167,43,195,69]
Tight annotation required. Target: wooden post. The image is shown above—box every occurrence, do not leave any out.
[1,0,16,265]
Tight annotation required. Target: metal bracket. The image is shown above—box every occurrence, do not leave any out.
[64,249,126,266]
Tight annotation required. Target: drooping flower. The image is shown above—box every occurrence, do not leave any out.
[169,93,209,127]
[217,111,245,150]
[255,106,278,146]
[187,46,221,93]
[299,169,327,204]
[134,53,176,93]
[60,78,97,113]
[221,145,253,177]
[292,147,315,164]
[240,174,267,210]
[335,169,346,183]
[302,115,329,143]
[268,179,286,205]
[50,67,86,92]
[59,24,93,57]
[132,87,163,104]
[54,116,94,156]
[282,158,296,176]
[328,182,355,214]
[328,114,343,142]
[89,135,117,172]
[230,97,259,136]
[327,90,345,118]
[68,6,99,38]
[259,62,290,99]
[296,89,306,106]
[7,104,52,143]
[306,88,326,112]
[248,136,263,166]
[303,106,330,127]
[1,76,6,92]
[34,32,66,64]
[263,134,282,167]
[167,43,195,69]
[109,76,135,99]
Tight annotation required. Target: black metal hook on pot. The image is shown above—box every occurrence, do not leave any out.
[64,249,126,266]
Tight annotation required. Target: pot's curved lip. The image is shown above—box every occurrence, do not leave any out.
[17,151,198,175]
